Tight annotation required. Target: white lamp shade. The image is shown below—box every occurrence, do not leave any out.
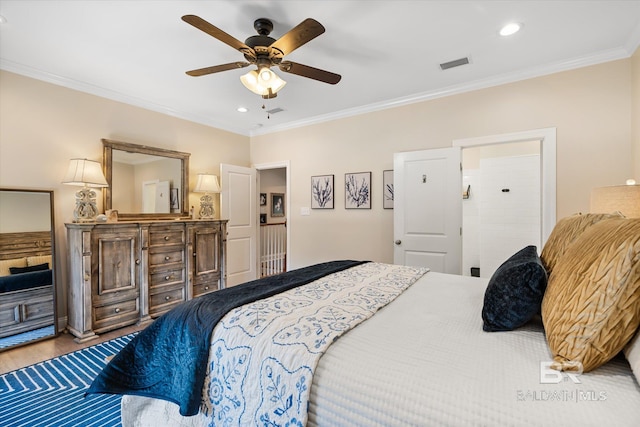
[591,184,640,218]
[62,159,108,187]
[194,174,221,193]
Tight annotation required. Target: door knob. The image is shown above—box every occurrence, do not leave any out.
[394,240,402,245]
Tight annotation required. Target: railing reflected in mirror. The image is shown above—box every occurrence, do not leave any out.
[102,139,190,221]
[0,188,57,351]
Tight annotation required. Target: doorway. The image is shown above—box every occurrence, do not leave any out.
[255,161,290,276]
[454,127,557,278]
[461,141,540,277]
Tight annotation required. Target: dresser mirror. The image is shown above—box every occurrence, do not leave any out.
[102,139,190,221]
[0,188,58,351]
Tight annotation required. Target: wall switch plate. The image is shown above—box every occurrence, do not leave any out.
[300,207,310,216]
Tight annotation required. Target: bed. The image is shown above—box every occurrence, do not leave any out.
[88,215,640,426]
[0,231,54,338]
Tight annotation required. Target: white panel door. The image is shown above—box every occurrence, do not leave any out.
[220,164,257,287]
[479,154,541,277]
[155,180,170,213]
[141,180,169,213]
[393,148,462,274]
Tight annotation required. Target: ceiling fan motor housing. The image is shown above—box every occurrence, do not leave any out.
[244,18,280,63]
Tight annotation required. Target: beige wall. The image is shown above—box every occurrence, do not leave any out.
[1,52,638,317]
[251,58,636,269]
[0,70,250,317]
[633,48,640,180]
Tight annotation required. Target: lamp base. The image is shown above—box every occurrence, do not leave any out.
[198,193,215,219]
[72,187,100,222]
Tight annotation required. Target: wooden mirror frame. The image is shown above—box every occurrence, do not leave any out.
[0,188,58,351]
[102,139,190,221]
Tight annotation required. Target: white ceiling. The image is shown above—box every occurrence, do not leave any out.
[1,1,639,137]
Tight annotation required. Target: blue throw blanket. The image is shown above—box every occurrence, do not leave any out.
[86,260,366,416]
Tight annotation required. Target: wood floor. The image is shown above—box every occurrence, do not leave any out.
[0,323,147,375]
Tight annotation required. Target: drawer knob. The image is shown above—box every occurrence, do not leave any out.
[165,296,171,301]
[135,259,140,265]
[204,286,209,290]
[165,275,170,280]
[115,307,121,313]
[164,236,170,241]
[165,256,170,261]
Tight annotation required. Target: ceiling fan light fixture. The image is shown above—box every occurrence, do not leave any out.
[240,69,259,87]
[240,68,286,97]
[266,72,286,92]
[259,67,274,82]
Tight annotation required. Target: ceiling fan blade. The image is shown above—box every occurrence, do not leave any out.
[182,15,255,59]
[270,18,325,56]
[279,61,341,85]
[186,62,250,76]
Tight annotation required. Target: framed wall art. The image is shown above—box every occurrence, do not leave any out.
[271,193,285,217]
[345,172,371,209]
[260,193,267,206]
[311,175,334,209]
[170,188,180,211]
[383,169,394,209]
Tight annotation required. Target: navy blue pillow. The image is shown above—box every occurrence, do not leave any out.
[9,262,49,275]
[0,269,52,293]
[482,245,548,332]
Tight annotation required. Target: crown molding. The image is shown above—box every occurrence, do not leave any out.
[249,46,632,136]
[0,59,251,136]
[1,43,633,140]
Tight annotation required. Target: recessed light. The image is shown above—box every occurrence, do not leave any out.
[237,107,248,113]
[500,22,521,36]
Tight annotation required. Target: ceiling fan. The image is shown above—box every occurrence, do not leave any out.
[182,15,342,98]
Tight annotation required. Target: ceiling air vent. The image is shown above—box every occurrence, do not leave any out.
[266,107,284,114]
[440,57,470,71]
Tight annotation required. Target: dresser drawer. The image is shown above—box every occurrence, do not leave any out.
[92,286,139,306]
[93,298,139,332]
[149,249,185,267]
[149,268,185,287]
[149,229,185,247]
[149,286,185,317]
[193,279,220,298]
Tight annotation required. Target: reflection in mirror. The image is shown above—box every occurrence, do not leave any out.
[0,188,57,351]
[103,139,190,220]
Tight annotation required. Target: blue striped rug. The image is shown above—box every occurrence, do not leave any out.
[0,333,136,427]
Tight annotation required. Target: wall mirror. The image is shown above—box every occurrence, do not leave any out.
[0,188,58,351]
[102,139,190,221]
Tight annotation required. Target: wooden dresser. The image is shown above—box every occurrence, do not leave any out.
[65,220,226,342]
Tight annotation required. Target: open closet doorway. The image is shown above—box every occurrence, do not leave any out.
[454,128,556,278]
[255,161,290,277]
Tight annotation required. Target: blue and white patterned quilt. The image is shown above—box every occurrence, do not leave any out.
[198,262,428,426]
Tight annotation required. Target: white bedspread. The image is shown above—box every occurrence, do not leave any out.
[308,272,640,427]
[122,269,640,427]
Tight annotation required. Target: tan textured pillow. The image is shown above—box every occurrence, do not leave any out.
[27,255,52,267]
[0,257,27,276]
[542,218,640,372]
[540,212,624,274]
